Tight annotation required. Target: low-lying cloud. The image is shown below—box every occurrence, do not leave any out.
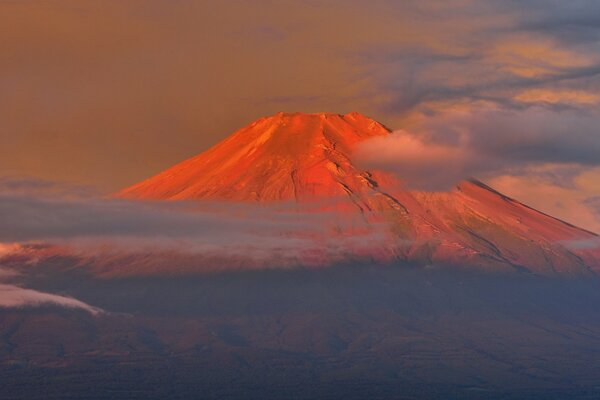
[0,260,102,314]
[0,179,393,274]
[0,283,102,315]
[0,190,379,245]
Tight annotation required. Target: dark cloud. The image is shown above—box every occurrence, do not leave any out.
[428,108,600,165]
[353,1,600,122]
[373,45,600,116]
[509,0,600,41]
[356,106,600,190]
[585,196,600,214]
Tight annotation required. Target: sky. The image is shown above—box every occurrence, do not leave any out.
[1,0,600,231]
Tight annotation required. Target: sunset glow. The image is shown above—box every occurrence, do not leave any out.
[2,2,600,399]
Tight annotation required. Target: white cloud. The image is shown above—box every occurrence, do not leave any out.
[0,282,102,315]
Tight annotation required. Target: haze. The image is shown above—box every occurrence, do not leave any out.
[2,0,600,231]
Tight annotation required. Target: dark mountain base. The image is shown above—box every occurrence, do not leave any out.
[3,361,600,400]
[2,267,600,399]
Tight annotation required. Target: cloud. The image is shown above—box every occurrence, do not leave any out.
[0,176,97,197]
[0,283,102,315]
[487,168,600,233]
[0,265,20,280]
[456,108,600,166]
[0,259,102,314]
[513,89,599,106]
[366,1,600,115]
[563,237,600,250]
[0,179,393,273]
[355,130,479,191]
[1,1,599,193]
[356,105,600,190]
[1,2,599,239]
[0,189,369,243]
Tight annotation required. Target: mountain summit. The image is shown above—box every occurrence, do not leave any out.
[120,112,599,275]
[120,112,391,202]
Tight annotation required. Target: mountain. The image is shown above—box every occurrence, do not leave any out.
[4,114,600,400]
[120,112,391,203]
[120,112,599,275]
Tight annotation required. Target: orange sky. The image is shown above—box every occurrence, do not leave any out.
[1,0,600,231]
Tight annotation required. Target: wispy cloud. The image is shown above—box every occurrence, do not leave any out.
[0,283,102,315]
[564,237,600,250]
[357,106,599,185]
[0,260,101,314]
[0,179,393,274]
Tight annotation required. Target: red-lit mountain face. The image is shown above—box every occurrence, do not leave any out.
[120,112,600,275]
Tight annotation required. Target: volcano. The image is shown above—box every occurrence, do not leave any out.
[120,112,391,203]
[120,112,599,275]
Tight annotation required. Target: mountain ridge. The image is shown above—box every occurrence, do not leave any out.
[118,112,599,275]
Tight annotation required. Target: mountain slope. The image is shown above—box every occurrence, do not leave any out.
[120,112,392,204]
[120,112,599,275]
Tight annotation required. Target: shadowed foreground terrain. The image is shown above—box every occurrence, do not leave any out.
[2,267,600,399]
